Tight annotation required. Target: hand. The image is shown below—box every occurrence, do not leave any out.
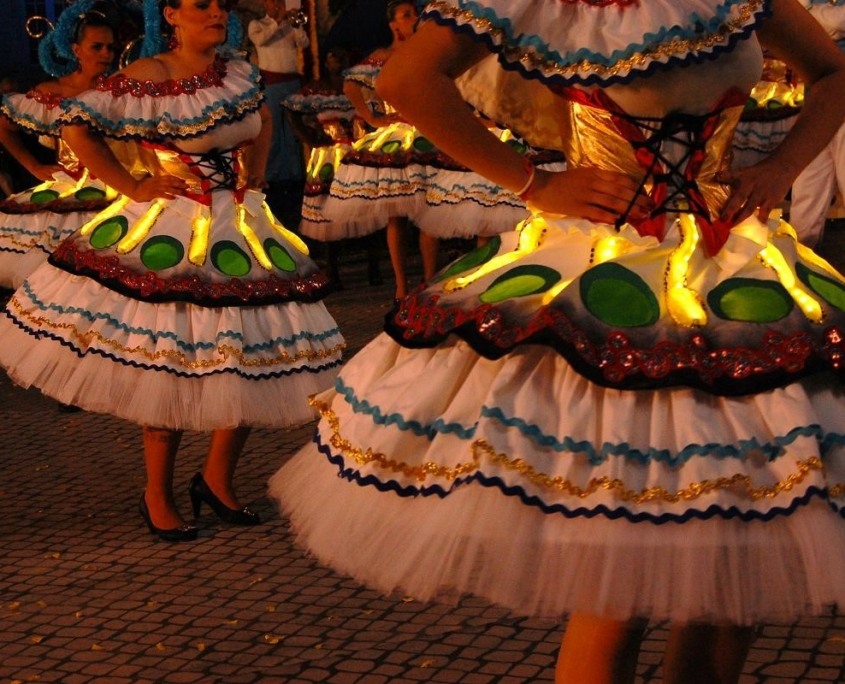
[369,112,403,128]
[527,167,653,224]
[129,174,186,202]
[247,173,268,191]
[32,163,63,181]
[716,160,794,224]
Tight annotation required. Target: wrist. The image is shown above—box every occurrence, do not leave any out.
[514,159,537,201]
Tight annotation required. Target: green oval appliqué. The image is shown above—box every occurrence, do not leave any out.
[264,238,297,272]
[707,278,793,322]
[796,262,845,313]
[435,236,502,282]
[211,240,251,277]
[478,264,561,304]
[74,187,107,201]
[140,235,184,271]
[89,216,128,249]
[580,263,659,327]
[30,189,60,204]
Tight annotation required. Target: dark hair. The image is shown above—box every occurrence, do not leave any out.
[73,9,113,45]
[386,0,414,23]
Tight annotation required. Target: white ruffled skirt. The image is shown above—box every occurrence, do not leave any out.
[269,331,845,625]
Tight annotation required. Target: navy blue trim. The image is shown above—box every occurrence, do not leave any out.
[314,430,842,524]
[3,309,343,381]
[425,3,772,89]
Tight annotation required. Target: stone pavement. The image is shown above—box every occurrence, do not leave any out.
[1,234,845,684]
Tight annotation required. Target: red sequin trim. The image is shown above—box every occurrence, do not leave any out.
[24,89,66,109]
[51,240,332,305]
[99,57,228,98]
[393,291,845,386]
[0,197,112,214]
[561,0,637,5]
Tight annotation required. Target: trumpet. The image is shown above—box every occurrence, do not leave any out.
[283,8,308,28]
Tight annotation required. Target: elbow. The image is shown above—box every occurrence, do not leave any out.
[376,59,405,110]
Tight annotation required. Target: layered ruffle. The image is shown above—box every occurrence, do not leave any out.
[270,332,845,623]
[424,0,770,87]
[61,58,262,141]
[1,90,65,137]
[1,263,343,430]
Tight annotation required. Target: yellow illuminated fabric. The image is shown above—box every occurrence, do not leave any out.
[443,216,540,292]
[80,195,131,235]
[666,214,707,327]
[189,209,211,266]
[117,200,166,254]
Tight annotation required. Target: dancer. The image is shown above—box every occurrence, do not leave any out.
[270,1,845,682]
[790,0,845,246]
[0,2,116,289]
[310,0,550,301]
[0,0,344,542]
[283,45,382,288]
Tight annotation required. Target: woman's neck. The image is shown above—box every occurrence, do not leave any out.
[164,46,219,79]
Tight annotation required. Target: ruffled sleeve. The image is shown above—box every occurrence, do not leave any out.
[342,58,383,89]
[1,90,67,137]
[424,0,770,87]
[282,88,355,118]
[60,57,263,141]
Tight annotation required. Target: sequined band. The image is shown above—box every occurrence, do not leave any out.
[24,89,66,107]
[101,57,227,97]
[49,241,335,307]
[312,397,840,508]
[0,197,112,214]
[385,292,845,395]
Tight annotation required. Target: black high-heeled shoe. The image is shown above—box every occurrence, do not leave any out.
[188,473,261,526]
[139,494,198,542]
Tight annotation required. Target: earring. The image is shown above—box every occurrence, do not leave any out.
[168,26,180,51]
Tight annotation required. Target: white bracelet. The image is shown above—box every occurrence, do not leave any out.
[515,161,536,199]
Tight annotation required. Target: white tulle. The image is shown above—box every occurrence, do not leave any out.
[0,263,344,431]
[270,333,845,623]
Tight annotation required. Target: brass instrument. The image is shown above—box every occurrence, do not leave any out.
[283,9,308,28]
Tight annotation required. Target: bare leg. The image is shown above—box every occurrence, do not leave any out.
[365,233,383,286]
[556,613,647,684]
[202,426,251,509]
[143,426,185,529]
[663,623,755,684]
[387,216,409,298]
[419,231,439,281]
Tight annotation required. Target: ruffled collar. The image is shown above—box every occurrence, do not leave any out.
[425,0,770,86]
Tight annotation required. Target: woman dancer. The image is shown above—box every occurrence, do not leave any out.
[0,2,116,289]
[284,45,382,289]
[271,0,845,681]
[0,0,344,542]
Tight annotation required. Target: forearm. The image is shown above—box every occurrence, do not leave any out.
[759,0,845,178]
[377,23,530,193]
[62,124,139,195]
[0,123,49,178]
[246,105,272,183]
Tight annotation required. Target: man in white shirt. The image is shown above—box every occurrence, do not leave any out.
[248,0,310,195]
[790,0,845,246]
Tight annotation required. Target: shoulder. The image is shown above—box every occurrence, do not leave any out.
[116,57,171,83]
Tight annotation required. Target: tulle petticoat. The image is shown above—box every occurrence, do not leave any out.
[269,333,845,624]
[0,262,344,431]
[0,209,95,289]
